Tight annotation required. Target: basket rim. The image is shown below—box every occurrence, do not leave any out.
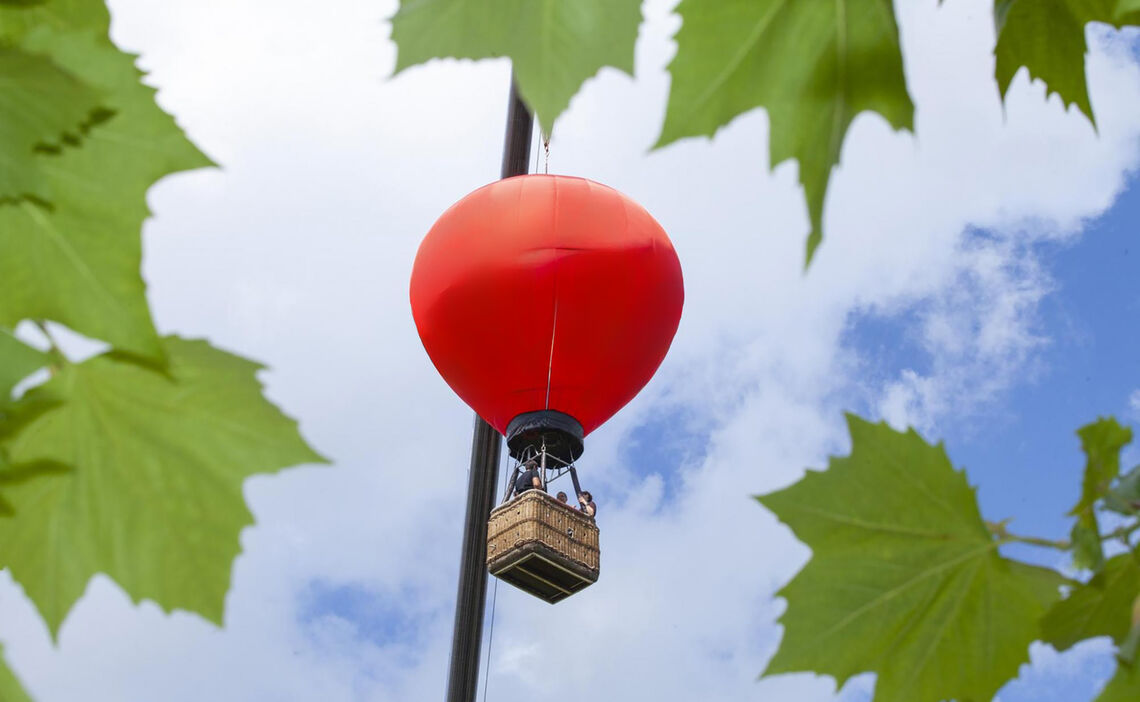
[490,488,598,523]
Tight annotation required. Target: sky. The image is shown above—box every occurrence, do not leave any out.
[1,0,1139,701]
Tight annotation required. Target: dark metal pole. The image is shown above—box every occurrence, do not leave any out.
[444,72,533,702]
[500,76,536,181]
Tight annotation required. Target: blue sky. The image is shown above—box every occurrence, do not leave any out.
[614,152,1140,702]
[967,176,1140,702]
[954,179,1140,539]
[612,171,1140,702]
[2,1,1139,701]
[847,172,1140,546]
[841,174,1140,701]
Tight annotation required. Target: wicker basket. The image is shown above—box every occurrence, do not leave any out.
[486,490,600,603]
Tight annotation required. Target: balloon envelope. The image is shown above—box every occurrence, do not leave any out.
[410,174,684,436]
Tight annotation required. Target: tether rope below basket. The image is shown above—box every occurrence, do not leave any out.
[486,490,600,603]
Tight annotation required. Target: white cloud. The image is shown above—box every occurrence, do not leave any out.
[995,639,1118,702]
[874,233,1053,432]
[2,0,1138,701]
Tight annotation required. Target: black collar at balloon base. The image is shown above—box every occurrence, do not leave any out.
[505,409,584,464]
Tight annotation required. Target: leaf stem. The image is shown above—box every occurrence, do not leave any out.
[1005,532,1072,550]
[986,518,1140,553]
[33,320,67,373]
[1104,520,1140,546]
[986,520,1071,550]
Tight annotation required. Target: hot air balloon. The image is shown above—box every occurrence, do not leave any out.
[410,174,684,601]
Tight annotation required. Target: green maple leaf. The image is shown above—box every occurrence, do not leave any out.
[0,645,32,702]
[1042,554,1140,650]
[1117,614,1140,665]
[0,375,63,516]
[1068,418,1132,571]
[0,337,326,636]
[1118,0,1140,21]
[390,0,641,134]
[1071,520,1107,572]
[0,0,110,38]
[0,328,46,407]
[757,415,1063,702]
[0,2,210,360]
[657,0,913,266]
[994,0,1139,126]
[1105,465,1140,516]
[1097,658,1140,702]
[0,47,107,202]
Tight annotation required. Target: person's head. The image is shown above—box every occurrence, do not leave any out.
[523,459,537,470]
[580,491,592,503]
[556,491,568,503]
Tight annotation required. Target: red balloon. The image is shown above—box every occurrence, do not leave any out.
[410,174,684,442]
